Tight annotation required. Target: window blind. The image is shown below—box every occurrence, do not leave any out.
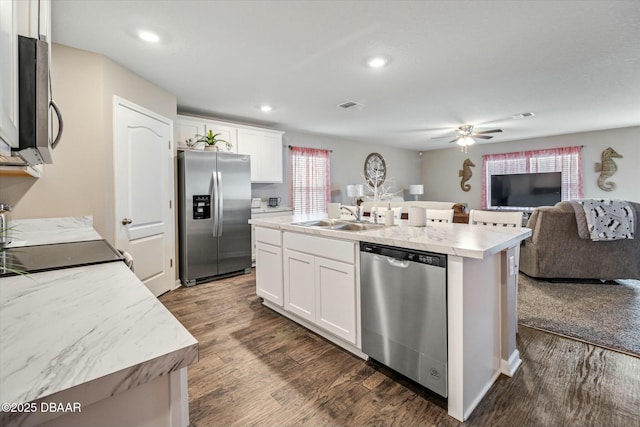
[290,146,331,215]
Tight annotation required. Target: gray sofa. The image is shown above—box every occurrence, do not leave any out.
[519,201,640,280]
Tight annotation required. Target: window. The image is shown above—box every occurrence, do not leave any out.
[290,146,331,215]
[482,146,583,209]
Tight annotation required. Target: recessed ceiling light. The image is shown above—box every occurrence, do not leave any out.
[260,105,273,112]
[138,31,160,43]
[367,57,387,68]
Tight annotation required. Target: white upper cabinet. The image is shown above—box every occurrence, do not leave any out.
[176,114,283,183]
[174,116,205,149]
[203,120,237,153]
[175,115,238,153]
[237,128,283,183]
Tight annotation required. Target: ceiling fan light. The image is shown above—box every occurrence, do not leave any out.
[457,136,475,146]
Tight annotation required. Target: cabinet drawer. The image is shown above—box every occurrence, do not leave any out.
[255,227,281,246]
[283,232,355,264]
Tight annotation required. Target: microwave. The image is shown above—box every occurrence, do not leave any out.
[13,35,62,166]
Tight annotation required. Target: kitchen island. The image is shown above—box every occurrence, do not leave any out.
[0,217,198,427]
[250,214,531,422]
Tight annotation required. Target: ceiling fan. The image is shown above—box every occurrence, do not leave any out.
[432,124,503,147]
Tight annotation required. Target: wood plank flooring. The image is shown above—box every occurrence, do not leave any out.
[159,271,640,426]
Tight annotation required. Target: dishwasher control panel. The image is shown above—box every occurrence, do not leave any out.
[360,242,446,268]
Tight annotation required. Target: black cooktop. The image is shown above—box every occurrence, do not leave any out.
[1,239,124,277]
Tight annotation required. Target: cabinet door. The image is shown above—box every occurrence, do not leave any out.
[175,116,205,148]
[237,128,283,183]
[283,248,315,323]
[259,132,283,183]
[236,128,261,179]
[256,242,283,306]
[203,120,238,153]
[316,257,357,344]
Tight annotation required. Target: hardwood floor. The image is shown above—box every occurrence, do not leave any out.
[159,271,640,426]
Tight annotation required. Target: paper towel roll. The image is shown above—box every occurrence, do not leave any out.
[408,206,426,226]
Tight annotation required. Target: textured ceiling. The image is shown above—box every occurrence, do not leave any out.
[51,0,640,150]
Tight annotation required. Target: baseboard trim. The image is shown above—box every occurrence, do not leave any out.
[500,349,522,377]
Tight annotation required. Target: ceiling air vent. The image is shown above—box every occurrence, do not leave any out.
[338,101,363,110]
[512,112,535,120]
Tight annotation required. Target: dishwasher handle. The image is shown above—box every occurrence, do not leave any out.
[386,257,410,268]
[360,241,446,268]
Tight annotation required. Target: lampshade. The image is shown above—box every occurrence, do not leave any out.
[347,184,364,197]
[409,185,424,195]
[457,136,475,146]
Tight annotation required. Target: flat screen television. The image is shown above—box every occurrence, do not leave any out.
[490,172,562,211]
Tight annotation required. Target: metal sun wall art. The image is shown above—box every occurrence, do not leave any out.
[459,158,474,192]
[595,147,622,192]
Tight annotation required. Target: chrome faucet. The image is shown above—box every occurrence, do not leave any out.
[340,205,360,221]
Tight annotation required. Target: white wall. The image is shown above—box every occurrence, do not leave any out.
[251,130,422,207]
[420,126,640,210]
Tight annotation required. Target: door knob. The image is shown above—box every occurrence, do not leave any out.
[122,218,133,225]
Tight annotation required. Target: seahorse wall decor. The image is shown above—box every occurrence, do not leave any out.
[459,158,475,192]
[595,147,622,191]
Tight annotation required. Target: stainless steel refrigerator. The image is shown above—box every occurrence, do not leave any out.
[178,150,252,286]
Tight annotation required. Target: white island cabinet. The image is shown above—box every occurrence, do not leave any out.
[255,227,283,306]
[283,232,357,345]
[250,215,531,423]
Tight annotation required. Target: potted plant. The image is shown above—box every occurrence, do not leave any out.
[196,130,232,151]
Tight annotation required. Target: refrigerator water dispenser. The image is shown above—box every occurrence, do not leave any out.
[193,195,211,220]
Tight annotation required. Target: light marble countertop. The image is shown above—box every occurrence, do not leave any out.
[250,214,532,259]
[251,204,293,215]
[0,217,198,415]
[4,216,99,247]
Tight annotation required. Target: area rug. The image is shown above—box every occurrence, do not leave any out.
[518,274,640,357]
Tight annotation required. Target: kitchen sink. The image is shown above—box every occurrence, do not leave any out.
[291,219,336,227]
[291,219,385,232]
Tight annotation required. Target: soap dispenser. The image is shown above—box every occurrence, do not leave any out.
[0,203,12,247]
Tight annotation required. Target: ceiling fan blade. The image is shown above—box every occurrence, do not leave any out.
[431,134,457,139]
[474,129,503,135]
[474,135,493,140]
[448,137,460,143]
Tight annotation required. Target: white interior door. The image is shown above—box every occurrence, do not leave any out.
[115,97,174,297]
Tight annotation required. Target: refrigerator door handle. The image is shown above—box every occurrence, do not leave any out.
[211,171,218,237]
[217,171,224,236]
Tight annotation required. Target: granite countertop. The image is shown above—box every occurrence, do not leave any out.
[0,217,198,418]
[249,214,531,259]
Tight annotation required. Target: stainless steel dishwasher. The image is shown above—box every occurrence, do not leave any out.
[360,242,448,397]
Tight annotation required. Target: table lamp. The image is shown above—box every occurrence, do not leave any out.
[409,184,424,201]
